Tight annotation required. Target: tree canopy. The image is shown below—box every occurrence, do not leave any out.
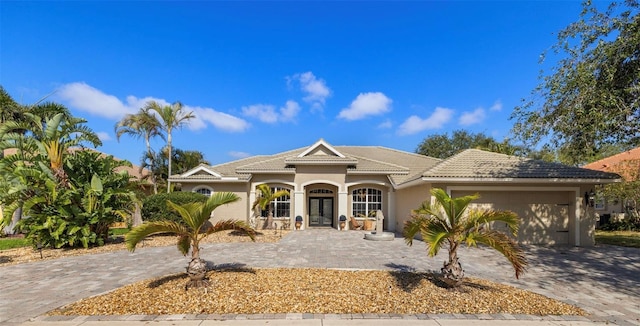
[511,0,640,166]
[415,130,525,159]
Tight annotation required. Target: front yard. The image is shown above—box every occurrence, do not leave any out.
[595,230,640,248]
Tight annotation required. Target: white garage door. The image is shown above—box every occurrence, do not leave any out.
[451,190,572,245]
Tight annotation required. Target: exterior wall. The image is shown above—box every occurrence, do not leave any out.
[182,182,250,224]
[447,184,595,247]
[395,183,431,233]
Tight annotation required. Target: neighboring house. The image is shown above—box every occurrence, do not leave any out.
[170,139,621,246]
[582,147,640,223]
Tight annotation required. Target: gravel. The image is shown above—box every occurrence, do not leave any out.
[49,268,585,316]
[3,230,586,317]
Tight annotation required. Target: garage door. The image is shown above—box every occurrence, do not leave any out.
[451,190,571,245]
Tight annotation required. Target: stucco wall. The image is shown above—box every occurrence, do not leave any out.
[181,182,250,224]
[395,183,431,232]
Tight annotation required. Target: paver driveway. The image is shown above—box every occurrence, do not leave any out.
[1,229,638,325]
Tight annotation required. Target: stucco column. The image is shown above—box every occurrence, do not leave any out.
[387,190,396,232]
[294,190,304,230]
[338,190,348,228]
[575,190,582,246]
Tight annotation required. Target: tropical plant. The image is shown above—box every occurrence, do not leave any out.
[115,107,165,194]
[140,147,210,192]
[0,111,101,187]
[251,184,290,229]
[141,191,208,225]
[403,188,527,288]
[144,101,195,192]
[3,150,139,248]
[125,192,256,288]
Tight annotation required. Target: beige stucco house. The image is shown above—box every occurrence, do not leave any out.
[170,139,621,246]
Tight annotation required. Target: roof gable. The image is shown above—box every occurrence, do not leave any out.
[297,138,345,158]
[181,164,222,178]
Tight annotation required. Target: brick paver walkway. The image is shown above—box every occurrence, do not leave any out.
[1,229,639,325]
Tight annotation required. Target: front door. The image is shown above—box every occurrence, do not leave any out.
[309,197,333,227]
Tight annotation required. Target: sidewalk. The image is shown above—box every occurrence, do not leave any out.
[2,229,639,325]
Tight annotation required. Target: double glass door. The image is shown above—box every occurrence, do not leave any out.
[308,197,333,227]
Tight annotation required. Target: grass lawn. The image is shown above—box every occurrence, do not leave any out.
[110,227,129,236]
[0,237,30,250]
[595,230,640,248]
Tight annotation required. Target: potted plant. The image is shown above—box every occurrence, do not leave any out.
[295,215,303,230]
[339,215,347,230]
[357,212,376,231]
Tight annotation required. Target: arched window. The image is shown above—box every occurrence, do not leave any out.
[193,186,212,197]
[259,186,291,218]
[352,188,382,217]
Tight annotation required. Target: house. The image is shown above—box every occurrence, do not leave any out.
[582,147,640,223]
[170,139,621,246]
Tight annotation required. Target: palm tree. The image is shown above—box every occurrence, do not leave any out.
[403,188,527,288]
[125,192,256,288]
[145,101,195,193]
[252,184,290,229]
[115,108,165,194]
[0,111,101,187]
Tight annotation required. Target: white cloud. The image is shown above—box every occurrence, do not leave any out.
[490,100,503,111]
[397,107,454,135]
[338,92,392,121]
[241,100,301,124]
[229,151,251,159]
[289,71,331,111]
[192,107,250,132]
[56,82,249,133]
[242,104,278,123]
[459,107,486,126]
[96,131,111,141]
[378,119,392,129]
[56,82,145,119]
[280,100,300,122]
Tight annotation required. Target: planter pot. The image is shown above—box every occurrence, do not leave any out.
[339,221,346,230]
[363,219,376,231]
[295,221,302,230]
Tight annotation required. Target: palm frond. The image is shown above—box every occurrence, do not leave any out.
[403,215,427,246]
[166,199,201,230]
[125,221,188,252]
[176,235,190,256]
[471,229,528,279]
[204,219,256,241]
[465,209,520,236]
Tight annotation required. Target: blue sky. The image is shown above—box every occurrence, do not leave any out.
[1,1,585,166]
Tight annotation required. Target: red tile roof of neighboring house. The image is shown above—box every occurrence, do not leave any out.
[583,147,640,181]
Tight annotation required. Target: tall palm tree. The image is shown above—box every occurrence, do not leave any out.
[403,188,527,288]
[115,108,165,194]
[252,184,290,229]
[125,192,256,288]
[145,101,195,192]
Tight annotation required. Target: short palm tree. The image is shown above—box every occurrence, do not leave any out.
[403,188,527,288]
[252,184,290,229]
[125,192,256,288]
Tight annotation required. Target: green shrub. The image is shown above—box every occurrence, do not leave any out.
[142,192,208,224]
[600,220,640,232]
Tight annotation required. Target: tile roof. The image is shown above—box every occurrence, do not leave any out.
[170,141,621,185]
[582,147,640,181]
[424,149,621,180]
